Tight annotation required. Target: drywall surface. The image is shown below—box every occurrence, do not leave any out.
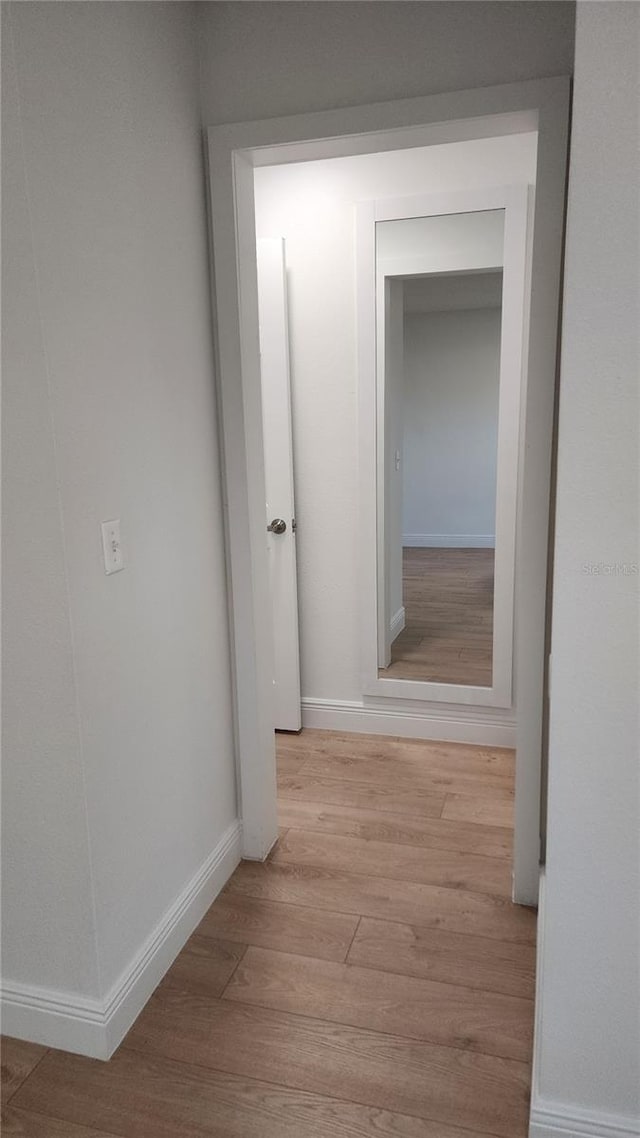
[534,1,640,1129]
[2,1,236,1002]
[198,1,575,124]
[1,6,100,997]
[254,134,537,702]
[377,210,505,273]
[403,309,501,546]
[403,272,503,314]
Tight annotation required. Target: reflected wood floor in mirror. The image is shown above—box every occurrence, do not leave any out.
[383,547,494,685]
[4,730,535,1138]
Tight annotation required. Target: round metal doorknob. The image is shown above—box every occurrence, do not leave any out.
[267,518,287,535]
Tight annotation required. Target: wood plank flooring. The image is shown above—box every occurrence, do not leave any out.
[383,547,495,685]
[3,728,535,1138]
[1,1039,48,1106]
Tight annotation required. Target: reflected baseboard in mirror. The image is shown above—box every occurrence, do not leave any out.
[379,547,494,686]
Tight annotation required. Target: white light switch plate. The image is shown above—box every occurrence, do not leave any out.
[101,519,124,574]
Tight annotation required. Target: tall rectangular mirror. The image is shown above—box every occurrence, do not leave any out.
[377,210,504,687]
[359,187,529,708]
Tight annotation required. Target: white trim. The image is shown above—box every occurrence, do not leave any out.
[378,255,503,278]
[301,697,515,747]
[530,1106,640,1138]
[390,606,405,641]
[0,821,242,1059]
[403,534,496,548]
[0,986,107,1061]
[214,95,541,170]
[363,675,505,707]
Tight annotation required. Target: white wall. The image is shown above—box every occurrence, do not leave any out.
[377,210,505,273]
[254,134,537,704]
[403,308,502,546]
[2,0,238,1044]
[198,1,575,125]
[404,272,503,314]
[2,11,100,998]
[531,3,640,1135]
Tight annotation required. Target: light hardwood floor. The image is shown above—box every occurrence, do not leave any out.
[382,547,495,685]
[2,729,535,1138]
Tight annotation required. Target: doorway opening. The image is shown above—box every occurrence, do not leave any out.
[207,79,569,908]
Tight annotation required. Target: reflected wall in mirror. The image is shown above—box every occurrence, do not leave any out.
[376,210,505,687]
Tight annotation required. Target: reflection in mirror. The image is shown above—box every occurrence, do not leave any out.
[376,210,504,687]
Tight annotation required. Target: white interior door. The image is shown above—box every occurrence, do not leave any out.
[257,238,301,732]
[377,277,405,667]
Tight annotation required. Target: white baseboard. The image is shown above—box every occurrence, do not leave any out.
[0,820,242,1059]
[530,1105,640,1137]
[0,985,109,1060]
[529,872,639,1138]
[301,697,515,746]
[390,606,405,642]
[403,533,496,548]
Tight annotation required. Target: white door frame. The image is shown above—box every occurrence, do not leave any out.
[206,77,569,901]
[360,184,529,710]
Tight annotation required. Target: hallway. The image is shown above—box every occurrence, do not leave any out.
[3,730,536,1137]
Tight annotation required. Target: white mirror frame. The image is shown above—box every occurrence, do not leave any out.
[357,185,531,709]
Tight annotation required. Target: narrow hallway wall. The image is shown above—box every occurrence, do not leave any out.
[2,2,237,1042]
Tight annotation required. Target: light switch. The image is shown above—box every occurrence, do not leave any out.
[101,519,124,575]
